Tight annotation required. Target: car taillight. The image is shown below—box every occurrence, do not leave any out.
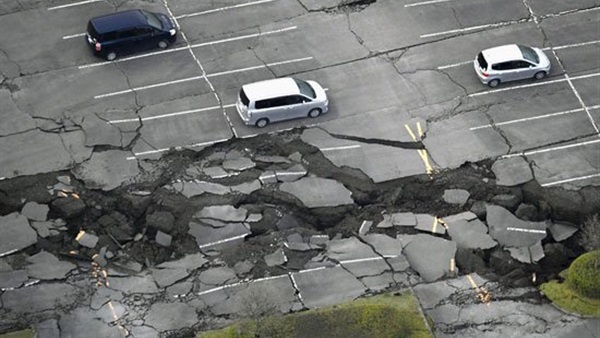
[95,42,101,51]
[481,71,488,77]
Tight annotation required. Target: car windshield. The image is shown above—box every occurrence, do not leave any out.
[294,79,316,99]
[142,10,163,29]
[518,45,539,64]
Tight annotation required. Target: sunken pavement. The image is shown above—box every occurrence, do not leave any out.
[0,130,599,337]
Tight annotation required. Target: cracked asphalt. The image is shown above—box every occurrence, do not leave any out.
[0,0,599,337]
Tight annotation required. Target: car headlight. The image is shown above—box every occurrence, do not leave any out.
[169,29,176,36]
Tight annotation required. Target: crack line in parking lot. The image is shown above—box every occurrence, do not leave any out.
[76,26,297,68]
[126,138,229,160]
[174,0,276,20]
[468,72,600,97]
[502,139,600,159]
[541,173,600,187]
[47,0,101,10]
[94,57,313,99]
[469,105,600,131]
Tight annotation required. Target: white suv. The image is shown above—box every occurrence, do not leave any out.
[236,77,329,128]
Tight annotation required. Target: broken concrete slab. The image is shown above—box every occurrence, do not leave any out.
[25,251,76,280]
[231,180,261,195]
[386,255,410,272]
[325,237,380,262]
[362,233,403,257]
[265,248,288,267]
[415,214,446,235]
[0,270,28,289]
[530,241,545,263]
[413,280,457,310]
[72,150,140,191]
[233,261,254,276]
[275,164,307,182]
[376,214,393,228]
[293,266,366,309]
[188,222,251,250]
[0,212,38,257]
[145,302,198,332]
[486,205,546,247]
[166,280,193,297]
[404,234,457,282]
[358,220,373,236]
[222,157,255,171]
[91,287,124,310]
[21,202,49,221]
[169,180,231,197]
[151,267,189,288]
[131,326,159,338]
[196,266,239,293]
[360,272,396,291]
[442,211,478,224]
[195,205,247,222]
[341,257,390,277]
[277,214,301,230]
[392,212,416,226]
[259,171,278,185]
[156,253,208,271]
[447,219,497,250]
[108,274,159,294]
[201,166,230,179]
[492,157,533,186]
[443,189,470,206]
[1,283,80,313]
[547,221,579,242]
[254,155,291,164]
[76,230,99,248]
[279,177,354,208]
[59,308,124,338]
[35,319,60,338]
[155,231,172,247]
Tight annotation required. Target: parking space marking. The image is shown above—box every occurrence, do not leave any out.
[320,145,362,152]
[502,139,600,159]
[77,26,297,68]
[421,20,526,39]
[469,105,600,131]
[94,56,313,99]
[468,72,600,98]
[541,173,600,187]
[108,104,235,124]
[405,0,453,8]
[63,33,86,40]
[47,0,101,10]
[175,0,276,20]
[405,122,434,175]
[126,138,229,160]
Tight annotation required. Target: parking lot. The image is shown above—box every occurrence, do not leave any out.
[1,0,598,188]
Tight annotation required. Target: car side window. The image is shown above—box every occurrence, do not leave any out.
[255,99,271,109]
[283,96,303,105]
[492,62,508,71]
[269,97,289,108]
[516,61,533,68]
[118,29,137,39]
[134,27,153,36]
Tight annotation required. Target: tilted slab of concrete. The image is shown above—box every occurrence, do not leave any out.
[293,266,366,309]
[194,205,248,222]
[144,302,198,332]
[279,177,354,208]
[1,283,80,313]
[486,205,547,247]
[325,237,380,262]
[73,150,139,191]
[0,212,37,257]
[25,251,76,280]
[404,234,457,282]
[447,219,497,250]
[108,274,159,294]
[362,233,404,257]
[188,222,251,250]
[492,157,534,186]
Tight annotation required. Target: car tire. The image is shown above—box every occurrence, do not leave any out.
[488,79,500,88]
[534,71,546,80]
[308,108,322,118]
[256,118,269,128]
[106,52,117,61]
[158,40,169,49]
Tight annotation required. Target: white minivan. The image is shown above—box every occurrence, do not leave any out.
[236,77,329,128]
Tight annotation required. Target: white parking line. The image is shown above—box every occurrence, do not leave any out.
[175,0,276,19]
[469,106,600,131]
[468,72,600,97]
[197,234,249,249]
[502,139,600,159]
[421,20,522,39]
[108,104,235,124]
[437,60,471,70]
[126,138,229,160]
[77,26,297,68]
[542,173,600,187]
[94,56,313,99]
[506,227,546,234]
[63,33,86,40]
[48,0,101,10]
[320,145,361,152]
[405,0,453,7]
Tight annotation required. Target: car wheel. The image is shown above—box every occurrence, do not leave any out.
[488,79,500,88]
[534,71,546,80]
[308,108,322,118]
[158,40,169,49]
[256,118,269,128]
[106,52,117,61]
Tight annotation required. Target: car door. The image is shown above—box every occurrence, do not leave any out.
[131,26,155,52]
[514,60,537,80]
[492,61,519,82]
[281,95,307,120]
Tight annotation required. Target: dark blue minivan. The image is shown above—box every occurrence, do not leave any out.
[86,9,177,61]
